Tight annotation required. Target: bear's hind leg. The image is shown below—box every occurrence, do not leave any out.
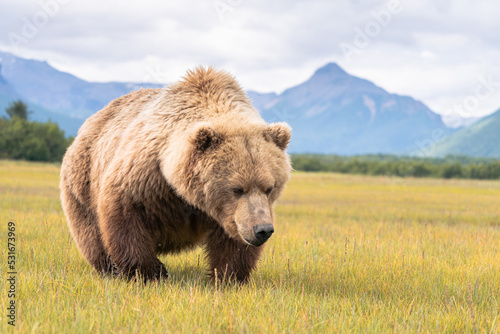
[205,226,262,283]
[61,188,115,275]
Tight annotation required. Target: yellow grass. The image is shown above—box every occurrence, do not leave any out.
[0,160,499,333]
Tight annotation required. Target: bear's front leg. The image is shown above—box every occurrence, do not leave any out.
[98,201,169,282]
[205,226,263,283]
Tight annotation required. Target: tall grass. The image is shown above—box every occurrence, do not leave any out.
[1,161,499,333]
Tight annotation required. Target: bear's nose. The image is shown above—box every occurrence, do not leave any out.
[253,224,274,245]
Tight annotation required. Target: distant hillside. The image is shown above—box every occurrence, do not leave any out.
[432,108,500,158]
[0,51,162,135]
[249,63,453,155]
[0,63,84,134]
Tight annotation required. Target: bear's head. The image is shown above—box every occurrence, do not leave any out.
[162,120,291,246]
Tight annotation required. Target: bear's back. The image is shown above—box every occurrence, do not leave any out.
[61,88,165,206]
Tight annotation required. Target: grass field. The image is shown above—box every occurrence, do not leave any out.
[1,160,499,333]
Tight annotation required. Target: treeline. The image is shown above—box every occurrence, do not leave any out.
[0,101,72,162]
[292,154,500,180]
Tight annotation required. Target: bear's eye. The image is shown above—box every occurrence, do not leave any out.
[233,187,245,196]
[265,186,274,195]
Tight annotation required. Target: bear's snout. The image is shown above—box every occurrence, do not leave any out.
[250,223,274,246]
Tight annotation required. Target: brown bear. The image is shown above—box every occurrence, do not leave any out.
[60,67,291,283]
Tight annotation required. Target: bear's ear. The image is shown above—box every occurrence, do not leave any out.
[190,123,222,152]
[264,122,291,150]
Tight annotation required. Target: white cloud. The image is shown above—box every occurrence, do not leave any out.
[0,0,499,116]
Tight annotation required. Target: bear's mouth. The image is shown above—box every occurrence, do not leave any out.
[238,233,257,247]
[244,238,266,247]
[237,232,262,247]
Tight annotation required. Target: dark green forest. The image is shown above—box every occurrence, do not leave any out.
[292,154,500,180]
[0,100,73,162]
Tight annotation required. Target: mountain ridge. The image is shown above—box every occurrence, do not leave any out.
[0,51,164,122]
[0,51,481,156]
[432,108,500,158]
[250,62,451,154]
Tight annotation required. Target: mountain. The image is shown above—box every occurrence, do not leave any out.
[0,51,163,135]
[0,51,458,155]
[432,108,500,158]
[0,65,93,135]
[249,63,453,154]
[0,65,17,117]
[0,63,22,108]
[0,64,17,97]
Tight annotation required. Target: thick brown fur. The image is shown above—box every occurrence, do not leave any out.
[60,67,291,283]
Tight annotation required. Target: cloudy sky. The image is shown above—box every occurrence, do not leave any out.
[1,0,500,120]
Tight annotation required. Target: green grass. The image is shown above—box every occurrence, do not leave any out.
[1,160,499,333]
